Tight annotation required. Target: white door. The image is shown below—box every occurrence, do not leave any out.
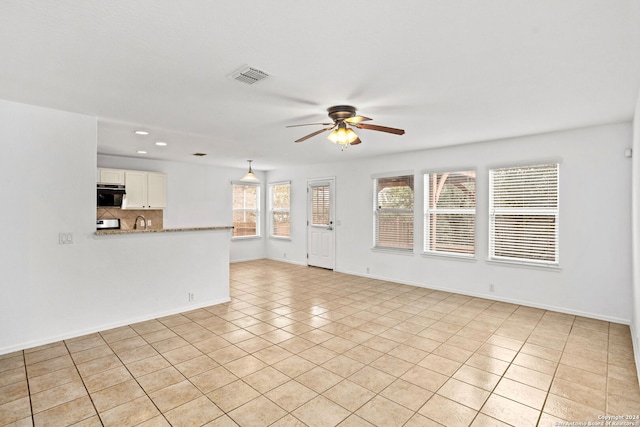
[307,179,335,269]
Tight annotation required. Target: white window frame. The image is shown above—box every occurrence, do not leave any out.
[489,162,560,267]
[269,181,291,239]
[232,182,261,239]
[424,170,476,258]
[372,172,415,252]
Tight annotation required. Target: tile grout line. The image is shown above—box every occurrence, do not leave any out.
[216,291,385,425]
[62,340,104,427]
[536,314,575,424]
[245,272,493,424]
[22,350,36,427]
[414,302,531,425]
[94,328,172,426]
[128,323,226,426]
[229,283,528,425]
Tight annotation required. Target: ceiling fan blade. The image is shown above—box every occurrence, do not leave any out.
[352,123,405,135]
[286,122,333,128]
[344,116,372,124]
[350,137,362,145]
[295,125,336,143]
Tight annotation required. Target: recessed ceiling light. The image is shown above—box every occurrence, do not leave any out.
[155,141,167,146]
[134,130,149,135]
[136,150,147,154]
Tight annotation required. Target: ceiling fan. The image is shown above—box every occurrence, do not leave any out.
[286,105,405,149]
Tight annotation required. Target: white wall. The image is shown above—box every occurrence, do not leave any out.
[0,100,235,354]
[266,123,633,323]
[632,91,640,380]
[1,99,97,352]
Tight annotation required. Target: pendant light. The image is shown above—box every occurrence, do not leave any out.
[241,160,259,183]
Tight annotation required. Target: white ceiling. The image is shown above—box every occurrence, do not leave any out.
[1,1,639,170]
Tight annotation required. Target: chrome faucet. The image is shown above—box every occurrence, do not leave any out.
[134,215,147,230]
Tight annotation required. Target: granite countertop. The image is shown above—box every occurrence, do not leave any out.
[95,226,233,236]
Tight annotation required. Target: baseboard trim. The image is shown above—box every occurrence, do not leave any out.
[336,267,631,325]
[230,256,265,263]
[0,297,231,356]
[265,257,308,267]
[631,321,640,385]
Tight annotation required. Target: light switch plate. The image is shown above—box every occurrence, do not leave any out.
[58,232,74,244]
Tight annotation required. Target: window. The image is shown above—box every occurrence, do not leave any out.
[373,174,414,251]
[269,182,290,238]
[311,184,330,226]
[424,171,476,256]
[489,163,559,265]
[232,183,260,238]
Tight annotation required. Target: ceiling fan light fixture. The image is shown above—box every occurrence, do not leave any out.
[241,160,260,183]
[327,129,339,143]
[346,128,358,143]
[289,105,404,148]
[328,123,358,147]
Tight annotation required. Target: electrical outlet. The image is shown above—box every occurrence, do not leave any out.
[188,292,195,302]
[489,284,495,292]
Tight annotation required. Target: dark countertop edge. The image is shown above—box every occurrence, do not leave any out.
[95,226,233,236]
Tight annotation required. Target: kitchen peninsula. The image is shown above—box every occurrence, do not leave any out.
[89,225,234,347]
[93,164,234,329]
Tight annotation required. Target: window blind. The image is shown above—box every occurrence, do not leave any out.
[373,175,414,250]
[424,171,476,256]
[270,182,290,237]
[232,183,260,237]
[489,163,559,265]
[311,184,330,226]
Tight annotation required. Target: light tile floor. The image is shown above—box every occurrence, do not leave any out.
[1,259,639,426]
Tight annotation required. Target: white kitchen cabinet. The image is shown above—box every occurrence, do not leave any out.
[147,172,167,208]
[98,168,125,185]
[123,171,167,209]
[123,171,146,208]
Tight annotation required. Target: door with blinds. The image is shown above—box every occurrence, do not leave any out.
[307,179,335,269]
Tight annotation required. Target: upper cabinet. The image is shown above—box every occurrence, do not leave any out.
[98,168,125,185]
[97,168,167,209]
[147,172,167,208]
[123,170,167,209]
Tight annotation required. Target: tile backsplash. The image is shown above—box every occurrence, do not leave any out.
[97,208,163,230]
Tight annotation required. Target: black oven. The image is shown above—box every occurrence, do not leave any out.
[97,184,126,207]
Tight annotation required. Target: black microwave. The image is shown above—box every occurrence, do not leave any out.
[97,184,126,207]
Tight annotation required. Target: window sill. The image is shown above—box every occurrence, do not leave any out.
[232,236,262,241]
[269,236,291,241]
[421,252,477,262]
[486,259,561,271]
[371,247,415,256]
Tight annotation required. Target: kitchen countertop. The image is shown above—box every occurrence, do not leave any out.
[95,226,233,236]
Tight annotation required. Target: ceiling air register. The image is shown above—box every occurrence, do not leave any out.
[229,65,269,85]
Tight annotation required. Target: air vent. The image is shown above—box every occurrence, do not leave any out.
[229,65,269,85]
[192,153,207,157]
